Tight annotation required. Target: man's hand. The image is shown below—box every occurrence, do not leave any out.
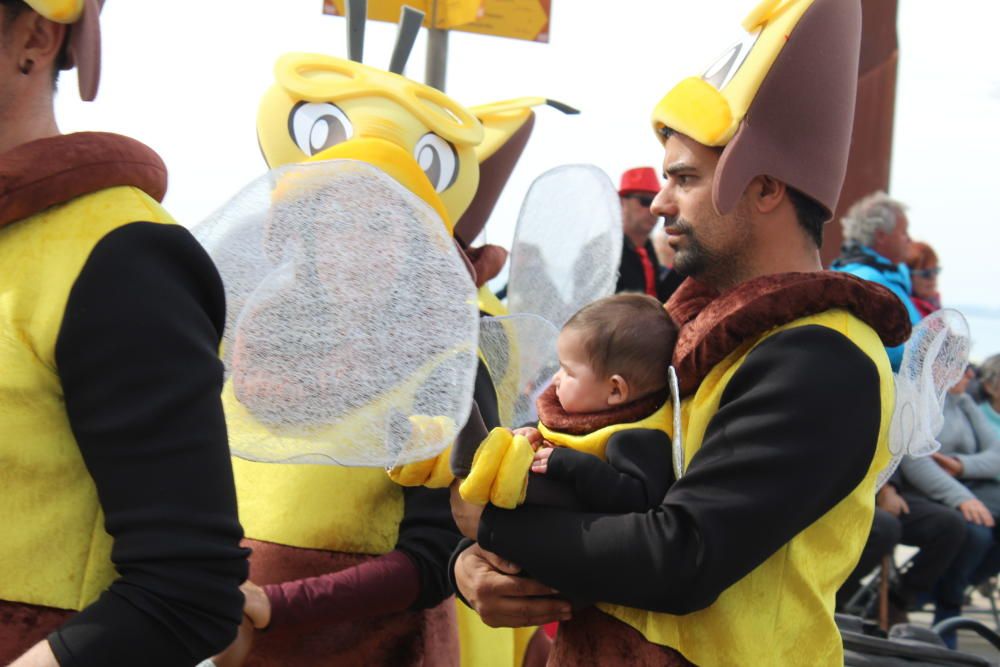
[241,580,271,629]
[531,446,554,474]
[958,498,995,527]
[455,543,572,628]
[932,453,964,478]
[451,480,485,540]
[209,615,255,667]
[877,484,909,517]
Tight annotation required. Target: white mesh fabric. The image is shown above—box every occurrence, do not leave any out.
[881,309,972,487]
[507,165,623,329]
[478,315,560,428]
[194,160,479,466]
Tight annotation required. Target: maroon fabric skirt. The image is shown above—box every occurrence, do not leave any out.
[0,601,73,664]
[244,539,459,666]
[547,606,695,667]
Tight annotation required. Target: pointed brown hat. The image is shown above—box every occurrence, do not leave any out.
[652,0,862,221]
[23,0,105,101]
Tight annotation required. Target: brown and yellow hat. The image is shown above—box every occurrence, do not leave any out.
[652,0,861,221]
[22,0,105,101]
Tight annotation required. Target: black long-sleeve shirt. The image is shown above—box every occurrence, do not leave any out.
[50,222,249,666]
[536,429,674,513]
[477,325,881,615]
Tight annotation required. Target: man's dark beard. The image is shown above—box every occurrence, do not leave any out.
[669,219,718,278]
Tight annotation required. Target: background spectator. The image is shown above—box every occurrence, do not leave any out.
[977,355,1000,435]
[906,241,942,317]
[615,167,682,301]
[832,191,919,370]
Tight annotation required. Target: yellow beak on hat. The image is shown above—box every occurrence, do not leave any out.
[23,0,84,23]
[652,0,816,146]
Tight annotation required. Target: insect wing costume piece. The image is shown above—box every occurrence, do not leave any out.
[195,160,479,467]
[883,309,972,485]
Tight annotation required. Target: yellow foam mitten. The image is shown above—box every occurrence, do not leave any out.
[459,427,512,505]
[387,416,455,488]
[489,434,533,509]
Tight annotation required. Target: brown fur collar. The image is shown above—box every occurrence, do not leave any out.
[535,383,669,436]
[665,271,913,397]
[0,132,168,228]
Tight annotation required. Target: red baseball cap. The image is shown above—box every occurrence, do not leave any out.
[618,167,660,196]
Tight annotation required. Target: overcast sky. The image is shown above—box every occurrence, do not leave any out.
[54,0,1000,353]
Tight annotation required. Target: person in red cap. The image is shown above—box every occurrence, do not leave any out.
[616,167,682,301]
[0,2,248,665]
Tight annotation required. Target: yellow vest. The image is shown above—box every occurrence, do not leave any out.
[0,186,178,610]
[538,402,672,461]
[599,310,894,666]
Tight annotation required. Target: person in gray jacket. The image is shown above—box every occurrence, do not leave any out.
[900,366,1000,646]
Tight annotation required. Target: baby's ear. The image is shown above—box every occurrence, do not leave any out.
[608,375,630,406]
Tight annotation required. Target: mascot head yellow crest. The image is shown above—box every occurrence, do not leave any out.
[652,0,861,221]
[257,0,576,242]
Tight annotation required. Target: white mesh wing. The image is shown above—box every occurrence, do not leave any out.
[194,160,479,466]
[882,309,972,487]
[478,314,560,428]
[507,165,623,328]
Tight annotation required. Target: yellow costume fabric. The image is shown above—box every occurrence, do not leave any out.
[600,310,894,667]
[0,186,176,609]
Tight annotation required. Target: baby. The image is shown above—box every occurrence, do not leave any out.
[460,292,678,513]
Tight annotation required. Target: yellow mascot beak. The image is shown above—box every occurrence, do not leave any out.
[652,77,735,147]
[308,137,453,233]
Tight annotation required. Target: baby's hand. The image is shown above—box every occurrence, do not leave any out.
[531,447,554,474]
[513,427,543,450]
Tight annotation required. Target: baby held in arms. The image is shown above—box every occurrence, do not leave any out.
[460,293,679,513]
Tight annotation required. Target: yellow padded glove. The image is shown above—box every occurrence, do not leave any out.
[459,428,534,509]
[387,415,456,488]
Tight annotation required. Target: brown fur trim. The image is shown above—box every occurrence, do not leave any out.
[0,132,168,228]
[666,272,913,397]
[535,383,669,436]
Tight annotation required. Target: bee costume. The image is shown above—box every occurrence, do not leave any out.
[0,1,248,664]
[467,1,917,665]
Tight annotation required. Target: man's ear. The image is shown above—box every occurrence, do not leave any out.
[607,374,630,406]
[752,174,786,215]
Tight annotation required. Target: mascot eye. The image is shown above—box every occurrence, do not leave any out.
[702,29,761,91]
[289,102,353,157]
[414,133,458,192]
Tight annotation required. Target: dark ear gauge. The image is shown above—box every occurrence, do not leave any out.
[19,59,34,75]
[388,6,425,75]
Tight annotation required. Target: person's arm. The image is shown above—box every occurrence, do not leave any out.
[476,325,882,615]
[899,455,976,507]
[264,483,461,626]
[954,395,1000,479]
[543,430,673,513]
[50,222,249,666]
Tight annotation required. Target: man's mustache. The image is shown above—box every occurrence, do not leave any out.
[663,218,690,234]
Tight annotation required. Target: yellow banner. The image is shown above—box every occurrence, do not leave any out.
[322,0,484,30]
[322,0,550,43]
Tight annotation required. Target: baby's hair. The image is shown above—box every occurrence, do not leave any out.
[564,293,678,397]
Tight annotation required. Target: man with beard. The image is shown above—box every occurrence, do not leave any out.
[448,0,912,664]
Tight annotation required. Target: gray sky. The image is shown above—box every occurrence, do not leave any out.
[54,0,1000,353]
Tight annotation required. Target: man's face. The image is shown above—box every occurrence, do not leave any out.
[650,133,752,282]
[620,192,659,241]
[874,212,911,265]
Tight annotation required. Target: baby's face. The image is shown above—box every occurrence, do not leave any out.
[552,328,613,414]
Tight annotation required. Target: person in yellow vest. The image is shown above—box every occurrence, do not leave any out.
[0,1,249,665]
[449,0,916,665]
[458,293,677,516]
